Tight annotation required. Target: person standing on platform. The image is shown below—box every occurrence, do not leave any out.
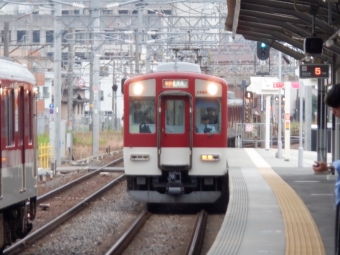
[312,84,340,255]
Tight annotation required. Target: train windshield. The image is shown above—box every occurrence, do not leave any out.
[129,98,156,133]
[165,99,185,134]
[195,99,221,134]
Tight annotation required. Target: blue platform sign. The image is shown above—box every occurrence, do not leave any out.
[49,103,54,109]
[50,109,54,114]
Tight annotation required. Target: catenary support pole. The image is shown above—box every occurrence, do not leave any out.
[317,79,327,162]
[277,51,282,158]
[265,95,271,150]
[284,82,291,161]
[67,28,74,131]
[91,0,100,156]
[53,3,62,166]
[298,83,304,167]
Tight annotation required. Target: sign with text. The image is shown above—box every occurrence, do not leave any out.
[299,64,329,79]
[291,82,300,88]
[273,82,284,88]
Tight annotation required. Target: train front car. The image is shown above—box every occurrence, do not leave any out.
[0,58,37,252]
[123,62,229,212]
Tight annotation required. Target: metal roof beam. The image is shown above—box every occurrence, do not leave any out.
[239,15,310,39]
[237,25,303,50]
[241,2,333,35]
[240,10,311,29]
[243,0,340,21]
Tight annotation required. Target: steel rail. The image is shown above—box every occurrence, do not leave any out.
[37,157,123,203]
[105,210,151,255]
[4,174,126,255]
[185,210,208,255]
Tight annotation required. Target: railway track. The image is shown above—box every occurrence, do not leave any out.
[4,157,124,255]
[104,210,208,255]
[4,156,223,255]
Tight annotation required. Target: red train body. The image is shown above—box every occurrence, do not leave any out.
[0,58,37,251]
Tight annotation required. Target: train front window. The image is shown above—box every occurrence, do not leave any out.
[165,99,184,134]
[195,99,221,134]
[129,98,155,134]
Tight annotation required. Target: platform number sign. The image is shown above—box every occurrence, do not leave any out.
[299,64,329,79]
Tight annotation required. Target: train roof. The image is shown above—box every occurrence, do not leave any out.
[0,57,36,85]
[156,62,201,73]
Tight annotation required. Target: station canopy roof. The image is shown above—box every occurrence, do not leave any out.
[225,0,340,63]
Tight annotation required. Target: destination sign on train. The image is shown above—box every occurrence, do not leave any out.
[299,64,329,79]
[163,79,188,88]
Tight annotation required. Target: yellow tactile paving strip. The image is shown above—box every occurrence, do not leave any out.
[245,148,325,255]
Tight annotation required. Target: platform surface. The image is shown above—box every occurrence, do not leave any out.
[207,148,335,255]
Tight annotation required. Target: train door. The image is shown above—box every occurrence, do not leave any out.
[158,92,192,170]
[18,87,26,191]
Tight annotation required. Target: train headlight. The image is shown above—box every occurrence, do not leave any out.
[133,83,144,95]
[201,154,220,161]
[207,83,218,95]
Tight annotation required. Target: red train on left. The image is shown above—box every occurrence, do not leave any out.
[0,57,37,252]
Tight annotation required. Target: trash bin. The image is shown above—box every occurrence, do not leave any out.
[311,125,332,152]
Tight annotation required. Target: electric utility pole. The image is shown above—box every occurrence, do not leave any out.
[91,0,100,155]
[54,3,62,166]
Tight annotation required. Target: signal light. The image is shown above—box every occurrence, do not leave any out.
[245,91,253,100]
[245,107,249,123]
[257,41,270,60]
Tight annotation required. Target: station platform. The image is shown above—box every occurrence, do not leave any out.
[208,148,336,255]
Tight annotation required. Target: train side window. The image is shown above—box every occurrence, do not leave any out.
[165,99,184,134]
[129,98,155,134]
[195,98,221,134]
[18,87,24,145]
[5,89,15,146]
[28,91,33,144]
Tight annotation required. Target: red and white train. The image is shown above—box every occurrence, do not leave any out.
[0,57,37,251]
[122,62,241,212]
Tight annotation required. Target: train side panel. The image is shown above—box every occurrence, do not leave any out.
[0,58,37,251]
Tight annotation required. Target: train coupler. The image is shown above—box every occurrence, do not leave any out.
[166,172,183,195]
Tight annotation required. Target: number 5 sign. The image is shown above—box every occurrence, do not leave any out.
[299,64,329,79]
